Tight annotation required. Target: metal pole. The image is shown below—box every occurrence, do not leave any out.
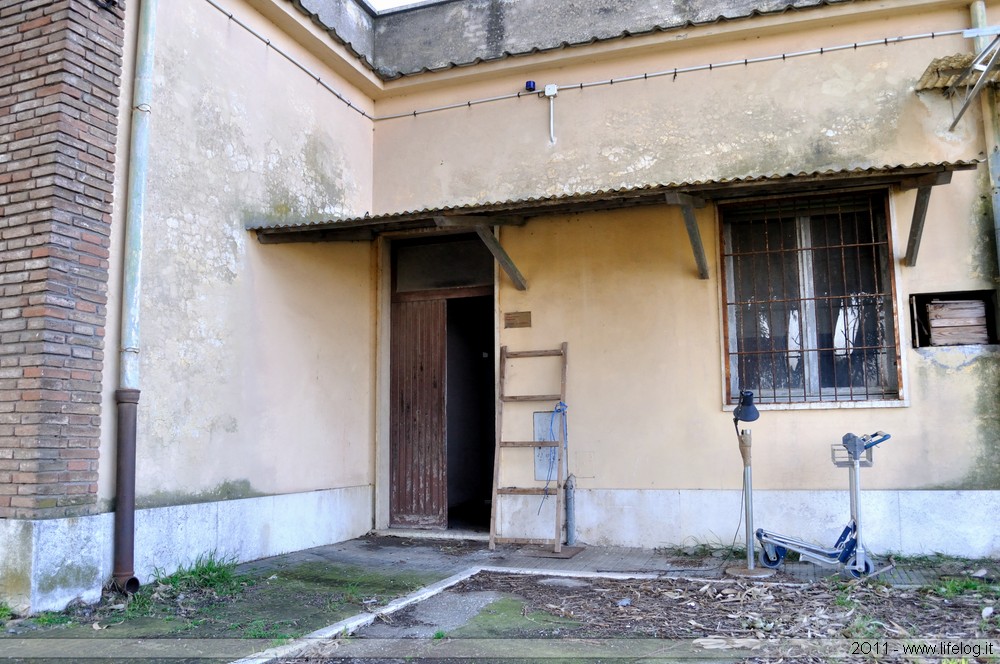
[739,430,754,569]
[114,0,158,594]
[970,2,1000,293]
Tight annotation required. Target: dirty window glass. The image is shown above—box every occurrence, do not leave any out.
[721,191,899,405]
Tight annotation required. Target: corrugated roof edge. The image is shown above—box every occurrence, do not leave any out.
[246,160,981,231]
[917,53,1000,91]
[285,0,856,81]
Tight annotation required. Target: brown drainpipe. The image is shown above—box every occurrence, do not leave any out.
[113,388,141,594]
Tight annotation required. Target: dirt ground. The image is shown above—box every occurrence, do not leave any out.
[452,570,999,641]
[3,537,998,663]
[286,559,1000,663]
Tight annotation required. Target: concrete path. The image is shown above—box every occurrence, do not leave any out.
[238,530,936,587]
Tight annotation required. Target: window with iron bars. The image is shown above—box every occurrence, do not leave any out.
[720,190,900,405]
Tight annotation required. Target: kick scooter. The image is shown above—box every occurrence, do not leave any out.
[755,430,890,578]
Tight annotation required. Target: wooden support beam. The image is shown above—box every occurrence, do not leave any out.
[898,171,952,191]
[665,193,709,279]
[904,185,933,267]
[255,228,375,243]
[434,215,525,228]
[474,225,528,291]
[663,192,706,208]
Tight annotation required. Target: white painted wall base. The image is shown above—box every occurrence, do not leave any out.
[497,489,1000,557]
[0,485,372,615]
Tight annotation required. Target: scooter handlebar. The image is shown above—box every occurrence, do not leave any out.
[863,431,891,449]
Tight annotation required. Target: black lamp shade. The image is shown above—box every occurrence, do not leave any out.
[734,390,760,422]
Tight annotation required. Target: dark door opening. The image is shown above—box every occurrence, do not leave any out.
[446,296,495,531]
[389,235,495,531]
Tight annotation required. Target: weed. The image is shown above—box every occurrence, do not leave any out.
[0,602,13,621]
[341,581,363,605]
[123,589,153,619]
[433,630,446,640]
[241,618,296,640]
[154,552,243,595]
[931,577,998,598]
[32,612,72,627]
[842,614,885,639]
[834,591,855,608]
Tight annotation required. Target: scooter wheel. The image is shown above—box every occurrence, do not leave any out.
[848,558,875,578]
[758,547,783,569]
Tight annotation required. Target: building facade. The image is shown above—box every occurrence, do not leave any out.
[1,0,998,613]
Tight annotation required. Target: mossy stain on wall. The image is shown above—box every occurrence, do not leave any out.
[917,348,1000,489]
[970,171,999,282]
[0,522,33,613]
[136,479,265,510]
[35,562,100,596]
[968,352,1000,488]
[256,131,350,226]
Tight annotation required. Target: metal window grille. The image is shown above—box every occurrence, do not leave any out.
[721,191,900,404]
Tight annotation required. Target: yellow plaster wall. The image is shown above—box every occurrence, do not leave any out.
[99,0,377,504]
[369,1,999,493]
[494,167,996,491]
[372,4,975,213]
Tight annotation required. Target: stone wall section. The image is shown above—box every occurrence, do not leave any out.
[0,0,124,518]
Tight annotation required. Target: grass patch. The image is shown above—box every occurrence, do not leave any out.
[154,551,243,595]
[451,597,580,639]
[276,563,436,609]
[240,618,296,640]
[31,612,72,627]
[929,577,999,598]
[842,614,886,639]
[0,602,12,622]
[2,555,443,648]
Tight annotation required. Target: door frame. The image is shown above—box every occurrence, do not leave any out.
[374,232,500,531]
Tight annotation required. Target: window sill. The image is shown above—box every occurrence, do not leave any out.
[723,399,908,413]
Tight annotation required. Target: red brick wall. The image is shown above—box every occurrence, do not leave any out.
[0,0,125,518]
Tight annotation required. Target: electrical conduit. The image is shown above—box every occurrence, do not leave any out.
[113,0,158,594]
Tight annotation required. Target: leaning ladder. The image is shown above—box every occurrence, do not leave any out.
[489,342,568,552]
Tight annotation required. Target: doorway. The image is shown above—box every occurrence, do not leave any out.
[389,235,495,530]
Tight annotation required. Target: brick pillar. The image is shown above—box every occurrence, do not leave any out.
[0,1,125,518]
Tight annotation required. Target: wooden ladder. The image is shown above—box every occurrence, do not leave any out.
[489,342,568,552]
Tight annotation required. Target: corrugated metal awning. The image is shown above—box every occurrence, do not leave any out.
[916,54,1000,91]
[249,161,979,244]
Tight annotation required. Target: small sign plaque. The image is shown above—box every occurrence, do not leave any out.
[504,311,532,328]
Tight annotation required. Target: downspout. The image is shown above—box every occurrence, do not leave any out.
[970,2,1000,287]
[113,0,158,594]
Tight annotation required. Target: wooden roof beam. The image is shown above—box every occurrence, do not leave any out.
[474,225,527,291]
[665,193,709,279]
[902,171,954,267]
[434,214,526,228]
[904,185,933,267]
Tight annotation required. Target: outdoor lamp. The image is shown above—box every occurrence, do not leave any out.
[733,389,760,426]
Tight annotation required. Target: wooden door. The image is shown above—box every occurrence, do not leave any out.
[389,298,447,528]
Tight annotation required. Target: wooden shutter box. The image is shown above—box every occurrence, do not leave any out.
[927,300,989,346]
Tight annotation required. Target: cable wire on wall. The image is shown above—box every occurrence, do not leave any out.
[200,0,963,124]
